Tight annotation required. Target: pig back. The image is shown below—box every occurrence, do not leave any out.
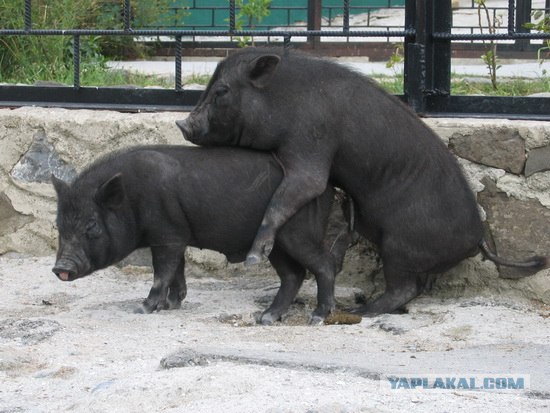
[150,146,285,255]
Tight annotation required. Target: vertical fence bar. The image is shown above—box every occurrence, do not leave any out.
[229,0,236,34]
[404,0,451,114]
[123,0,131,31]
[175,36,182,91]
[430,0,452,98]
[24,0,32,31]
[404,0,425,112]
[284,34,292,53]
[508,0,515,34]
[343,0,350,33]
[515,0,532,50]
[73,35,81,89]
[307,0,322,49]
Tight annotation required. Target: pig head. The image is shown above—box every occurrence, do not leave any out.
[51,173,137,281]
[176,53,285,152]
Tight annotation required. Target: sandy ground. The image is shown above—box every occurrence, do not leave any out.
[1,255,549,413]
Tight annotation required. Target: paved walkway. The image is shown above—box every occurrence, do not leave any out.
[107,57,550,80]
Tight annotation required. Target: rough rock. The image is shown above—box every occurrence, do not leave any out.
[525,145,550,177]
[477,177,550,279]
[0,107,187,256]
[10,129,76,183]
[0,192,33,238]
[448,127,526,174]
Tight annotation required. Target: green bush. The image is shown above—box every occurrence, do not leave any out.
[92,0,183,60]
[0,0,98,83]
[232,0,272,47]
[525,10,550,66]
[0,0,181,84]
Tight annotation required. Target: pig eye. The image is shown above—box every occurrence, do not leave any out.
[214,86,229,99]
[85,219,102,239]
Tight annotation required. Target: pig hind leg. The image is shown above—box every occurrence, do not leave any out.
[283,242,338,325]
[356,262,420,315]
[261,246,306,325]
[303,253,338,324]
[167,256,187,310]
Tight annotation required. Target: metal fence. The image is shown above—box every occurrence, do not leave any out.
[0,0,550,118]
[406,0,550,118]
[148,1,407,35]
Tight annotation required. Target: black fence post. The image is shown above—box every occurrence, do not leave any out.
[428,0,452,99]
[175,36,182,91]
[404,0,451,114]
[307,0,322,49]
[343,0,350,34]
[229,0,236,34]
[404,0,425,112]
[123,0,132,32]
[73,35,81,89]
[515,0,532,51]
[24,0,32,32]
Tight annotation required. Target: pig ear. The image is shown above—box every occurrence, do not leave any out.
[51,174,69,194]
[248,54,280,88]
[95,173,125,209]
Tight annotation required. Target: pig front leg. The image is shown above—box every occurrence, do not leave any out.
[246,160,330,265]
[262,244,337,325]
[137,246,186,314]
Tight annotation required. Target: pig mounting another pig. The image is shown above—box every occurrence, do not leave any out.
[177,47,547,315]
[52,145,351,324]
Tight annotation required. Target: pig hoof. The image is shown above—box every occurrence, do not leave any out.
[157,300,170,311]
[168,299,182,310]
[245,253,262,266]
[345,305,380,318]
[343,305,366,315]
[308,315,325,326]
[263,240,274,257]
[260,318,274,326]
[259,312,279,325]
[136,301,156,314]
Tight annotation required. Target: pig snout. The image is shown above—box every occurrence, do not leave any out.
[175,118,192,140]
[176,115,208,143]
[52,251,89,282]
[52,238,93,281]
[52,260,77,282]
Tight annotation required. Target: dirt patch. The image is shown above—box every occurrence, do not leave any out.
[0,318,61,345]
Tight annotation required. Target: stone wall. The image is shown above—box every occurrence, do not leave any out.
[434,117,550,268]
[0,107,549,304]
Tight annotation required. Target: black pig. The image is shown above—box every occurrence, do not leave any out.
[52,145,350,324]
[177,47,547,315]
